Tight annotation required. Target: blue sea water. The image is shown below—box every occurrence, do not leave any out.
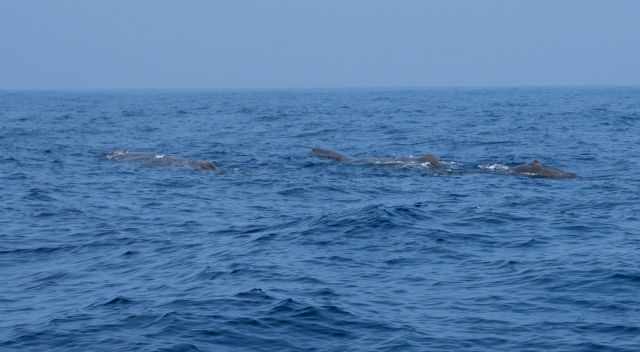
[1,88,639,352]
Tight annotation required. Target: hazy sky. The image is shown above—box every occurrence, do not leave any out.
[1,1,638,89]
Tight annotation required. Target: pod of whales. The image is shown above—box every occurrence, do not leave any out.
[104,147,576,179]
[106,150,217,172]
[311,147,576,179]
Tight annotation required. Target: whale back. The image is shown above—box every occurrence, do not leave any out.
[311,148,350,162]
[537,165,576,179]
[107,150,218,172]
[512,161,576,179]
[188,160,218,171]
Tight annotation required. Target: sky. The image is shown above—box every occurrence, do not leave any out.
[1,1,639,89]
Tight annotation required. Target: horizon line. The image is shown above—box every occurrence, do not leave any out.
[1,83,639,92]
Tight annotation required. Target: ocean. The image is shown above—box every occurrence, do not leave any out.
[1,88,639,351]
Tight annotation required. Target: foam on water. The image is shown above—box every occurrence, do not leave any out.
[479,163,510,172]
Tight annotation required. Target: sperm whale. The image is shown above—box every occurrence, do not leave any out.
[106,150,218,172]
[510,160,576,179]
[311,147,444,168]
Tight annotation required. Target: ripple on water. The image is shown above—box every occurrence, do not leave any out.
[2,89,640,351]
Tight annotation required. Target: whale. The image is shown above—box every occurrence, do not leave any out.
[311,147,443,168]
[106,150,218,172]
[511,160,576,179]
[311,147,350,162]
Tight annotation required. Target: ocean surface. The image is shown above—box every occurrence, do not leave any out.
[1,88,639,352]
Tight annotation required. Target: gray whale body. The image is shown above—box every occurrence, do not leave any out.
[106,150,217,172]
[311,147,443,168]
[511,160,576,179]
[311,148,350,162]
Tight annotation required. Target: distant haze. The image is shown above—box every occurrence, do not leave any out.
[1,1,639,89]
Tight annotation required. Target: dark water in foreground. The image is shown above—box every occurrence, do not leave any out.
[1,88,639,351]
